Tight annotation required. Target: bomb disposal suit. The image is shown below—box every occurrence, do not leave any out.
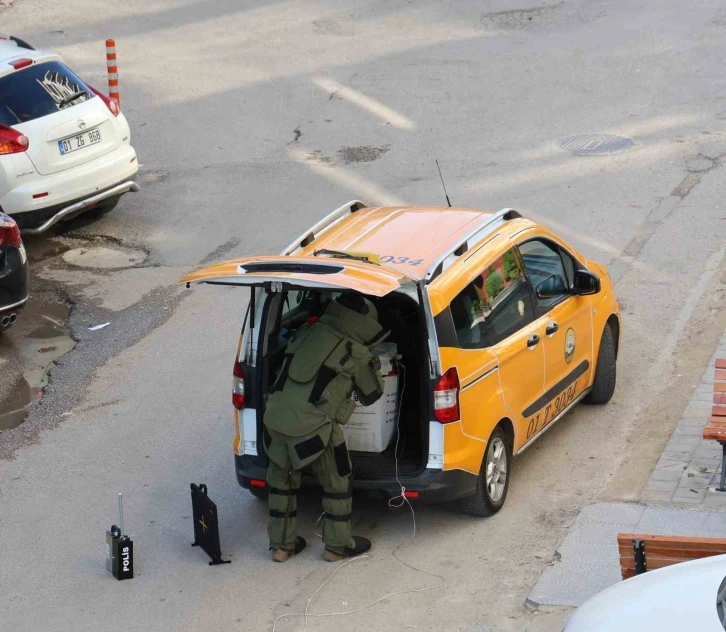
[263,295,386,557]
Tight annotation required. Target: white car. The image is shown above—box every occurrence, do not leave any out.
[564,554,726,631]
[0,35,139,234]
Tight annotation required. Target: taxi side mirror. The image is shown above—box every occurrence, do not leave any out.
[573,270,601,295]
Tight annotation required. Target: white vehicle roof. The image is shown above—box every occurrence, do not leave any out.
[0,38,59,79]
[565,554,726,631]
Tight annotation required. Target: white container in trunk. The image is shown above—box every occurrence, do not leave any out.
[346,343,399,453]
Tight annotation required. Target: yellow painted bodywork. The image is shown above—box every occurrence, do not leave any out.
[179,255,412,297]
[432,220,619,461]
[180,205,620,475]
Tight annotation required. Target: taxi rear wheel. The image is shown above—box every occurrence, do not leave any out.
[459,426,512,517]
[585,325,616,405]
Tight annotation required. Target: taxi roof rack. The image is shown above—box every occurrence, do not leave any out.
[424,208,522,283]
[281,200,367,256]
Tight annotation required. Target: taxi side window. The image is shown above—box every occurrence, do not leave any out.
[449,247,536,349]
[518,239,571,310]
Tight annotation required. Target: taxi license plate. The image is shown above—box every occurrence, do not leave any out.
[58,128,102,155]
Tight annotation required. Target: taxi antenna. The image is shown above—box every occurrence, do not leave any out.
[435,160,452,208]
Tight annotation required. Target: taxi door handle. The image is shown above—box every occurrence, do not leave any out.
[546,322,559,336]
[527,333,540,349]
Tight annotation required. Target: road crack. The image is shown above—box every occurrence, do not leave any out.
[617,152,724,264]
[288,126,302,145]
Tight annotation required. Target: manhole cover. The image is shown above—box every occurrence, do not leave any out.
[556,134,633,156]
[62,246,146,269]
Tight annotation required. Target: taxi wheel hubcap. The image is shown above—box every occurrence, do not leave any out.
[485,438,507,503]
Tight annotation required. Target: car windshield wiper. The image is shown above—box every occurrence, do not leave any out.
[59,90,89,107]
[1,106,22,125]
[313,249,377,264]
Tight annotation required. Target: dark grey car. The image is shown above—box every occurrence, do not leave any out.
[0,212,28,331]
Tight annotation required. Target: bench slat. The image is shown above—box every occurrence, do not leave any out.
[619,556,714,579]
[617,533,726,580]
[619,546,726,558]
[703,423,726,441]
[716,359,726,370]
[703,417,726,438]
[619,554,715,569]
[617,541,726,554]
[617,534,726,547]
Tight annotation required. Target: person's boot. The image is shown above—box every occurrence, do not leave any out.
[323,536,371,562]
[272,536,306,563]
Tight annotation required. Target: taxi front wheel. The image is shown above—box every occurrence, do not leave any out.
[459,426,512,517]
[584,325,616,405]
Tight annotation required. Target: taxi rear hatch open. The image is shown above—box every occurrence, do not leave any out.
[178,255,414,296]
[179,254,431,484]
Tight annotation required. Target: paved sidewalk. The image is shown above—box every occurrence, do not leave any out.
[529,328,726,610]
[528,502,726,607]
[641,331,726,508]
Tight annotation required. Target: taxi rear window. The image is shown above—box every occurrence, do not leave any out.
[0,61,93,126]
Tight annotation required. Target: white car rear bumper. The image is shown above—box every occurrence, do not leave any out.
[1,143,139,229]
[20,180,140,235]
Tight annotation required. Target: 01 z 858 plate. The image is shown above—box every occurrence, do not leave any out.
[58,128,102,155]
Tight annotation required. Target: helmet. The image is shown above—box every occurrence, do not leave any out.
[335,292,378,321]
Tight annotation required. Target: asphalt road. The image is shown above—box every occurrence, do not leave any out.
[1,1,726,631]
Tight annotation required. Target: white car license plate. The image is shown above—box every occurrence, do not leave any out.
[58,128,102,155]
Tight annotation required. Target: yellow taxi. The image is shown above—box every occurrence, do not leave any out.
[181,201,620,516]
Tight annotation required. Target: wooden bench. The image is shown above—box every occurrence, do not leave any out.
[617,533,726,579]
[703,358,726,491]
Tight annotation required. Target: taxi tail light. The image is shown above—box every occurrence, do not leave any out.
[434,367,460,424]
[233,360,245,410]
[89,85,120,116]
[249,479,266,488]
[0,123,29,155]
[0,217,22,248]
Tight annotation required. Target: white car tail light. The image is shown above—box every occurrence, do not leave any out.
[89,85,120,117]
[0,124,29,155]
